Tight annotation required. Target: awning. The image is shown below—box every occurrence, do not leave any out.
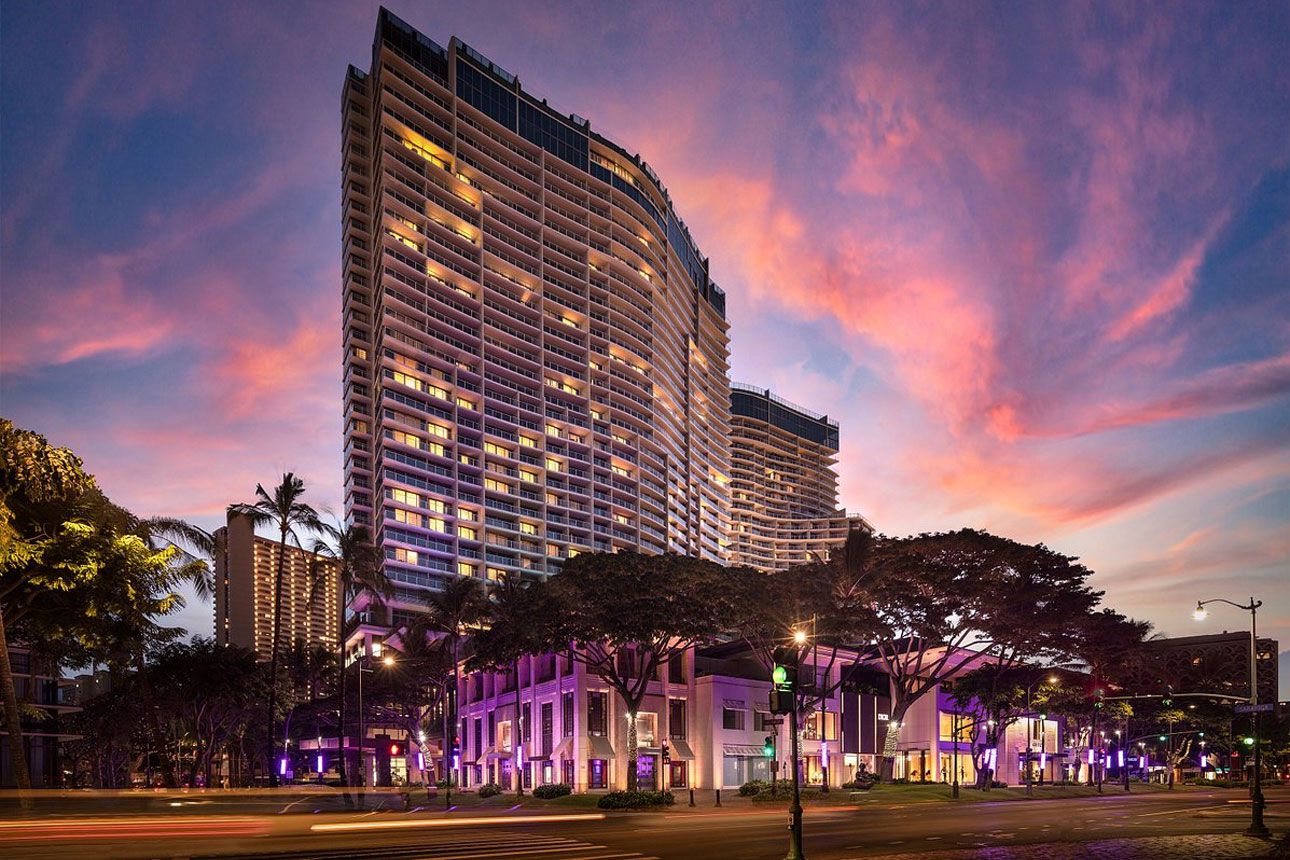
[589,735,615,760]
[723,744,766,757]
[475,745,498,764]
[551,737,573,761]
[669,740,695,761]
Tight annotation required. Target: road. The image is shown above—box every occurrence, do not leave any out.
[0,786,1284,859]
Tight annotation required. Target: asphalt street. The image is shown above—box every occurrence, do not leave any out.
[0,786,1284,860]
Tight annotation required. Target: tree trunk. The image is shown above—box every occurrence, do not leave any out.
[267,527,288,788]
[513,660,523,795]
[625,709,639,792]
[0,607,32,797]
[134,649,176,787]
[879,702,907,781]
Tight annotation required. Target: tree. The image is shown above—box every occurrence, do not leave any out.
[139,517,220,602]
[470,572,543,794]
[0,419,97,791]
[864,530,1102,779]
[949,664,1061,788]
[367,629,450,792]
[731,530,878,777]
[526,552,738,791]
[228,473,324,787]
[412,576,488,787]
[310,521,389,798]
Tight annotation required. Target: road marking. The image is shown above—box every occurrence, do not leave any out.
[1135,804,1228,818]
[309,813,607,832]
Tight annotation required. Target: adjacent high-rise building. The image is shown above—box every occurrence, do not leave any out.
[726,384,869,571]
[341,10,731,632]
[213,513,339,659]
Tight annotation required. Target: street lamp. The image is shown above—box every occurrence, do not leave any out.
[355,643,395,803]
[1024,675,1059,796]
[786,627,808,860]
[1193,596,1268,837]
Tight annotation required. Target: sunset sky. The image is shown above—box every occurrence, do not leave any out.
[2,2,1287,689]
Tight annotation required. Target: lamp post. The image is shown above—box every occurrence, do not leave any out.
[1193,597,1268,838]
[1024,675,1058,796]
[354,644,395,806]
[951,711,960,799]
[787,627,808,860]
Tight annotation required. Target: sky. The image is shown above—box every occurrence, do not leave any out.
[2,2,1288,693]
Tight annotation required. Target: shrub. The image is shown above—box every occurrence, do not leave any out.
[478,783,502,798]
[597,790,675,809]
[435,779,453,789]
[990,780,1008,789]
[738,779,770,796]
[533,783,572,799]
[841,776,875,790]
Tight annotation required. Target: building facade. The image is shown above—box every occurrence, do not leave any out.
[341,9,731,635]
[1130,632,1279,705]
[213,512,339,660]
[727,384,869,570]
[0,645,79,788]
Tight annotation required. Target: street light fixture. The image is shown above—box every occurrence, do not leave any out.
[1193,596,1268,837]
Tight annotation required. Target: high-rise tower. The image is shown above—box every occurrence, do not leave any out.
[726,384,869,570]
[341,10,730,633]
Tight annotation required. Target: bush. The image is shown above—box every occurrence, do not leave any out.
[738,779,770,796]
[478,783,502,798]
[597,790,675,809]
[990,780,1008,789]
[435,779,453,789]
[533,783,572,799]
[841,775,875,790]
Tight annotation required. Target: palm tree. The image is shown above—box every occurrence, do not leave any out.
[310,522,389,800]
[228,473,323,787]
[417,577,487,790]
[140,517,221,602]
[473,573,538,794]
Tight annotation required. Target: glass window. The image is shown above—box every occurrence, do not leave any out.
[722,708,745,731]
[669,699,687,739]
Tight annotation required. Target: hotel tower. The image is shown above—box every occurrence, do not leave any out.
[341,10,731,634]
[726,384,869,571]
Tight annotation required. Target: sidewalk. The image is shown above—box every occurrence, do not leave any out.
[854,834,1288,859]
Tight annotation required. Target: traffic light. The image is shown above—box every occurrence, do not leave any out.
[1158,735,1167,742]
[1161,684,1173,707]
[763,736,775,758]
[770,646,797,715]
[1243,736,1255,747]
[389,742,403,756]
[661,742,670,762]
[1093,688,1105,710]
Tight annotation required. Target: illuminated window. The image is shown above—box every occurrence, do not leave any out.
[485,478,510,493]
[520,522,538,536]
[614,514,630,525]
[390,488,422,507]
[545,423,561,437]
[485,442,512,457]
[425,423,451,440]
[519,435,538,448]
[519,469,539,484]
[458,525,477,541]
[611,465,631,477]
[459,508,478,522]
[487,567,505,581]
[394,548,419,565]
[457,562,474,577]
[456,397,477,411]
[545,458,562,472]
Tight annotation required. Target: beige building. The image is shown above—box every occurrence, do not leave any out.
[727,384,870,570]
[213,513,339,660]
[340,10,731,635]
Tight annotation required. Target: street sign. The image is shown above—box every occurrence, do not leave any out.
[762,718,784,727]
[1234,702,1274,714]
